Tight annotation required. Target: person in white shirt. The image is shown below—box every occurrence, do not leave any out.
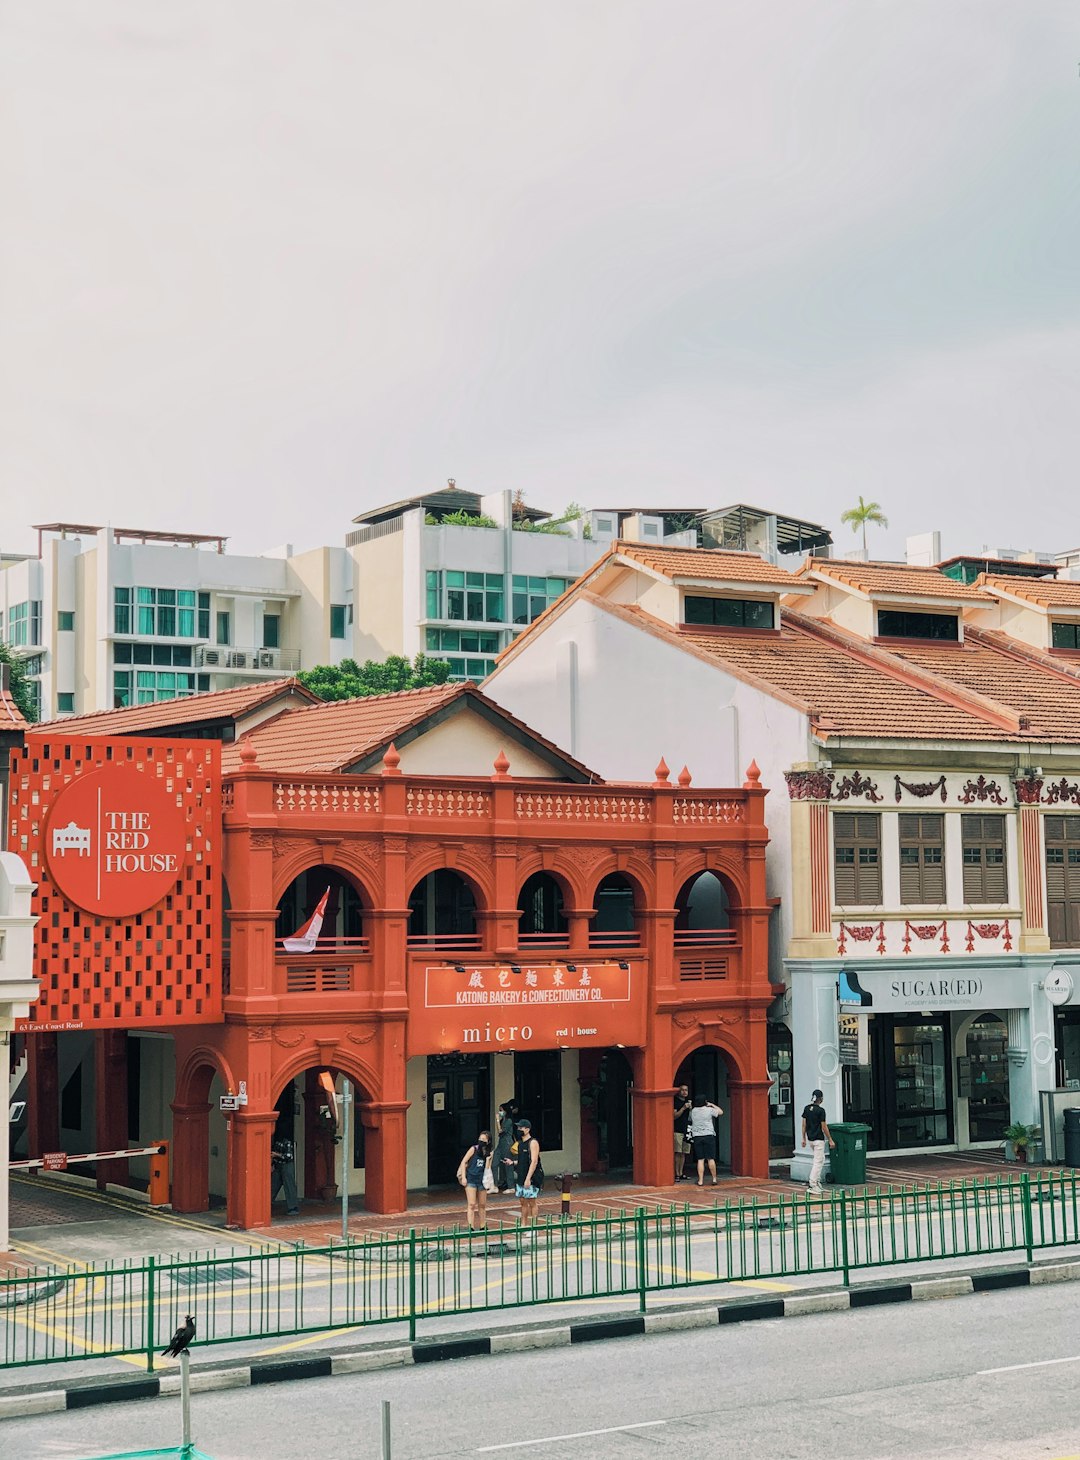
[688,1094,724,1186]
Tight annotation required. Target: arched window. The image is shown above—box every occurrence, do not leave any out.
[408,869,478,943]
[675,872,731,935]
[518,873,567,942]
[590,873,639,947]
[276,868,365,945]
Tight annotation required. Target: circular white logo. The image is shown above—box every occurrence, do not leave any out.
[1043,968,1075,1007]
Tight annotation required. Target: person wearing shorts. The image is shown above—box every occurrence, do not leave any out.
[673,1084,692,1181]
[456,1130,493,1232]
[688,1094,724,1187]
[514,1118,542,1226]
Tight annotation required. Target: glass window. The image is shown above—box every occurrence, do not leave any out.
[877,610,959,641]
[263,613,280,649]
[9,601,42,647]
[216,611,230,645]
[56,692,75,714]
[57,611,75,632]
[1052,622,1080,650]
[114,587,131,635]
[426,570,441,619]
[511,575,569,625]
[961,815,1008,902]
[684,595,775,629]
[330,604,347,639]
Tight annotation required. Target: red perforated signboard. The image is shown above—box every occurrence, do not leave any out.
[9,735,223,1031]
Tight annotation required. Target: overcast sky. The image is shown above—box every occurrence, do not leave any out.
[2,3,1078,561]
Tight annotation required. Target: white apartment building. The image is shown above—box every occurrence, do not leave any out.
[0,525,353,720]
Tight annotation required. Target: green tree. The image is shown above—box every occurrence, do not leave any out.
[297,653,453,702]
[840,496,889,554]
[0,641,38,723]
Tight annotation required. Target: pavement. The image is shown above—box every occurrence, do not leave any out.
[4,1268,1080,1457]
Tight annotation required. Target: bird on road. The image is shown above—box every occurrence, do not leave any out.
[162,1314,195,1358]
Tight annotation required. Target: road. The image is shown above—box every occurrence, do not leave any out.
[5,1280,1080,1458]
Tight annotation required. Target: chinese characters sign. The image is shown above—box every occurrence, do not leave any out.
[408,962,645,1057]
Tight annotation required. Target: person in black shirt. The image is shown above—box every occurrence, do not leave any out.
[800,1089,835,1196]
[270,1135,299,1215]
[673,1084,692,1181]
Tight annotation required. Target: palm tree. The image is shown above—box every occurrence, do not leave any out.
[840,496,889,555]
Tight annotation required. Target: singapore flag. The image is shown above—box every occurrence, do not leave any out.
[282,889,330,953]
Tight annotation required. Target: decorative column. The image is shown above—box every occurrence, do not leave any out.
[359,1100,409,1214]
[629,1084,671,1187]
[227,1108,277,1229]
[1015,778,1050,954]
[783,766,836,957]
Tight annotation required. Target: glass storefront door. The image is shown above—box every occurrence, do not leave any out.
[892,1019,950,1146]
[965,1015,1010,1142]
[1056,1009,1080,1089]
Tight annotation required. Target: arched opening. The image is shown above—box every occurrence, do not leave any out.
[675,1047,733,1173]
[408,869,479,946]
[276,867,365,946]
[517,872,567,946]
[171,1056,230,1216]
[271,1064,376,1217]
[589,873,640,948]
[965,1014,1010,1142]
[675,871,732,935]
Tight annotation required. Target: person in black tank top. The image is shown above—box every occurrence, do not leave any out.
[514,1119,542,1226]
[456,1130,493,1232]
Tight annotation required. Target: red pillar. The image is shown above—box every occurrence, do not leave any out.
[227,1109,276,1229]
[630,1086,672,1187]
[360,1101,409,1214]
[170,1100,211,1212]
[728,1079,772,1178]
[26,1032,59,1159]
[95,1031,130,1190]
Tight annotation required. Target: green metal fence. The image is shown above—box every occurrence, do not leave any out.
[3,1172,1078,1372]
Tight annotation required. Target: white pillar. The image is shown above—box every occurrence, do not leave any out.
[0,852,40,1255]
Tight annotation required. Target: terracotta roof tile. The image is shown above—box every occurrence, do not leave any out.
[33,678,318,736]
[614,542,803,587]
[221,682,599,779]
[605,603,1010,742]
[0,681,29,731]
[980,574,1080,609]
[803,558,992,601]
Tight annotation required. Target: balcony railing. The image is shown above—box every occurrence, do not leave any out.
[196,645,301,674]
[673,929,738,946]
[406,933,484,951]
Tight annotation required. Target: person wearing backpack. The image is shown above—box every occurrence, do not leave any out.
[514,1118,543,1225]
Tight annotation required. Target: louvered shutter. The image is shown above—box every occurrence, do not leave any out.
[1044,817,1080,948]
[834,813,881,907]
[899,813,945,904]
[962,815,1007,903]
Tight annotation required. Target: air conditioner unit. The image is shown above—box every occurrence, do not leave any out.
[257,651,275,669]
[227,651,247,669]
[202,650,220,666]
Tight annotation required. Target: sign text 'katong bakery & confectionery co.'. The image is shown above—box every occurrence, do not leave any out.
[407,962,647,1056]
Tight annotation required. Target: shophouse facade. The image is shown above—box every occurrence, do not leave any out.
[485,544,1080,1162]
[15,679,772,1227]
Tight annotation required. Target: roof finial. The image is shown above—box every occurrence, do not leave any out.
[239,737,258,767]
[493,749,511,780]
[677,765,692,788]
[447,477,456,489]
[382,742,402,776]
[653,757,670,786]
[743,759,761,789]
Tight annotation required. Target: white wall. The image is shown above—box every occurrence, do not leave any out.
[486,597,809,978]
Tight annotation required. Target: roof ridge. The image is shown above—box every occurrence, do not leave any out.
[784,612,1021,734]
[32,676,314,731]
[965,625,1080,685]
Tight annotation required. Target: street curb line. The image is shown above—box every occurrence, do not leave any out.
[1,1257,1076,1421]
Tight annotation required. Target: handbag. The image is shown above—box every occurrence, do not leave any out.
[482,1165,496,1193]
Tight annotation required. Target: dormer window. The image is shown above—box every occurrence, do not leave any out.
[685,595,774,629]
[877,609,958,641]
[1051,622,1080,650]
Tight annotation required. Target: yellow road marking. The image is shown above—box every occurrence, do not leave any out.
[256,1327,362,1356]
[10,1307,149,1370]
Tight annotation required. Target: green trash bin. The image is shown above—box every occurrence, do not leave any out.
[828,1122,872,1185]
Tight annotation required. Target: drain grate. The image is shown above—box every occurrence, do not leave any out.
[171,1264,252,1285]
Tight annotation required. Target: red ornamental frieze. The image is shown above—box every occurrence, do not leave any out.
[894,775,947,803]
[965,920,1013,953]
[1015,775,1044,805]
[1041,779,1080,807]
[830,772,883,804]
[958,776,1007,806]
[902,920,950,955]
[784,770,834,801]
[837,921,887,955]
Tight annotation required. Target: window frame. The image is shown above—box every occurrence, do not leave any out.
[898,812,946,905]
[683,595,775,630]
[877,609,959,642]
[961,814,1008,904]
[329,604,347,639]
[833,812,882,907]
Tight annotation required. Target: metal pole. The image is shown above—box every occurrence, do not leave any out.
[381,1398,392,1460]
[180,1350,192,1451]
[341,1077,351,1243]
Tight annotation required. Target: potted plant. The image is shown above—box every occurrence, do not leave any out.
[1004,1122,1042,1163]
